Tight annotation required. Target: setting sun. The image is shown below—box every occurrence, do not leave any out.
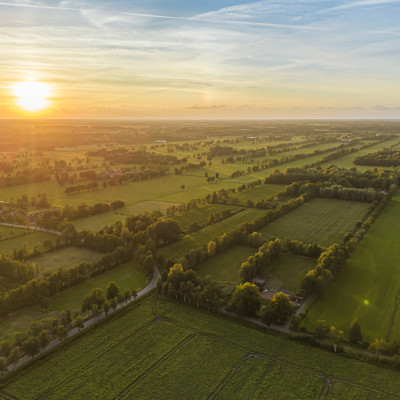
[12,81,52,112]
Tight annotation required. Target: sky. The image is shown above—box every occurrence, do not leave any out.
[0,0,400,119]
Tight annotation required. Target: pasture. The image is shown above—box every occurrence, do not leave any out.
[170,204,241,232]
[226,184,285,206]
[259,253,316,293]
[0,231,58,254]
[0,225,30,241]
[196,245,256,284]
[31,247,104,274]
[2,296,400,399]
[73,201,177,231]
[319,136,400,170]
[303,192,400,341]
[260,198,370,247]
[159,208,266,259]
[0,260,147,341]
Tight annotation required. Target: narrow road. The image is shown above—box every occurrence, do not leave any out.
[3,266,159,376]
[0,222,61,236]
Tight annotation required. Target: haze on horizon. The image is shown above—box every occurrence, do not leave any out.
[0,0,399,119]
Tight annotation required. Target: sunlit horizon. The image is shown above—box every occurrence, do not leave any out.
[0,1,399,119]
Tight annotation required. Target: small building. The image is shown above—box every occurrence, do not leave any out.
[251,278,265,288]
[282,289,295,300]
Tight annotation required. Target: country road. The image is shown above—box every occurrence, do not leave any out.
[3,266,160,376]
[0,222,62,236]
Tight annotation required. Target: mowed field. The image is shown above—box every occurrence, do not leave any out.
[260,198,370,246]
[196,245,255,284]
[0,231,58,254]
[159,208,267,259]
[2,296,400,399]
[259,253,316,293]
[226,184,285,205]
[73,201,177,231]
[0,260,147,341]
[31,247,104,274]
[0,225,30,241]
[170,204,242,232]
[303,191,400,341]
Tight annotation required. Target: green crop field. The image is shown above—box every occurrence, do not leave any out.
[159,208,267,259]
[170,204,241,232]
[260,198,370,247]
[302,192,400,341]
[0,231,58,255]
[2,295,400,399]
[0,260,147,341]
[73,201,178,231]
[197,245,255,284]
[31,247,104,274]
[259,253,316,293]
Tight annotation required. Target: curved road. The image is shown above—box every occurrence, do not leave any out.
[4,266,159,376]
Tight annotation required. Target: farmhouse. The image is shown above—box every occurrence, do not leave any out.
[251,278,265,287]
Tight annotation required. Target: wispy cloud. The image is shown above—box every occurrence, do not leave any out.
[318,0,400,13]
[0,1,81,11]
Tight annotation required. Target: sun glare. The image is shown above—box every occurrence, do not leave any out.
[13,81,52,112]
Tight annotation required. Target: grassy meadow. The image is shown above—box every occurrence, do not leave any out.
[196,245,255,284]
[2,296,400,399]
[0,231,58,254]
[159,208,266,259]
[73,201,177,231]
[170,204,241,232]
[260,198,370,246]
[259,253,316,293]
[31,247,104,274]
[0,260,147,341]
[303,191,400,341]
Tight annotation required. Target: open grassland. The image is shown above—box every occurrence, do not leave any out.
[0,260,147,341]
[31,247,104,274]
[227,184,285,205]
[159,208,266,259]
[170,204,241,232]
[73,201,177,231]
[303,192,400,341]
[260,198,370,247]
[319,136,400,170]
[0,231,57,255]
[0,226,30,241]
[196,245,255,284]
[2,296,400,399]
[259,253,316,293]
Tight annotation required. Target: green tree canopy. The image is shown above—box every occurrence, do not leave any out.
[231,282,261,316]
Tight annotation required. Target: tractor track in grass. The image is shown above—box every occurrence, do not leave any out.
[113,334,196,400]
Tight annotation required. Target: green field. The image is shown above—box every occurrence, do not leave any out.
[259,253,316,293]
[197,245,255,284]
[260,198,370,246]
[0,260,147,341]
[160,208,267,259]
[31,247,104,274]
[227,184,285,205]
[319,137,400,170]
[73,201,177,231]
[0,225,30,241]
[0,231,58,254]
[2,295,400,399]
[170,204,241,232]
[303,191,400,341]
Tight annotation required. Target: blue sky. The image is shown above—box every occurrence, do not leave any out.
[1,0,400,118]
